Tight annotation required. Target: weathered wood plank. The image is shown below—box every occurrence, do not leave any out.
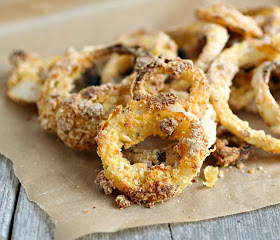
[0,155,20,240]
[10,186,55,240]
[79,224,172,240]
[170,204,280,240]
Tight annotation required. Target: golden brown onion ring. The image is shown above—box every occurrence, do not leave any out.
[132,58,209,118]
[252,61,280,134]
[6,50,60,105]
[38,44,152,132]
[167,21,229,71]
[96,95,210,205]
[122,103,217,168]
[56,76,132,151]
[101,30,177,84]
[244,6,280,35]
[196,4,263,38]
[208,38,280,153]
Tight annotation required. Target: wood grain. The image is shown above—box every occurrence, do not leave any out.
[10,186,55,240]
[0,155,19,240]
[170,204,280,240]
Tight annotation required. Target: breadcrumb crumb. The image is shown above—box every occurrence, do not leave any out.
[202,166,219,187]
[83,209,90,214]
[248,168,255,174]
[236,163,246,169]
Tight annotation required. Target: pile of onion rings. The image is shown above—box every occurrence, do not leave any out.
[6,3,280,208]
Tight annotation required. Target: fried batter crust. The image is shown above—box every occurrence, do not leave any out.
[252,61,280,135]
[196,4,263,37]
[101,29,177,84]
[38,44,153,133]
[168,21,229,71]
[208,38,280,153]
[132,58,209,118]
[95,170,115,195]
[6,50,60,105]
[97,95,210,205]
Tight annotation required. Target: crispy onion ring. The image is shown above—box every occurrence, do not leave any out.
[96,95,210,205]
[251,61,280,134]
[132,58,209,118]
[122,103,217,168]
[101,30,177,84]
[6,50,60,105]
[56,76,133,150]
[244,6,280,35]
[196,4,263,38]
[167,21,229,71]
[38,44,152,132]
[208,38,280,153]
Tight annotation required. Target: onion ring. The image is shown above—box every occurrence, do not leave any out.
[131,58,209,118]
[96,95,210,205]
[196,4,263,38]
[56,76,132,150]
[251,61,280,134]
[6,50,60,105]
[167,21,229,71]
[244,6,280,35]
[37,44,153,132]
[101,30,177,84]
[122,103,217,168]
[208,38,280,153]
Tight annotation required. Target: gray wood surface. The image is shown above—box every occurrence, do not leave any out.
[1,153,280,240]
[11,186,55,240]
[0,155,19,240]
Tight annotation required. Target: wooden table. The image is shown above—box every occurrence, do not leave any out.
[1,154,280,240]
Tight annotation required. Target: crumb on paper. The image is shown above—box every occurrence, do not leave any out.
[192,209,196,212]
[146,202,154,208]
[262,170,267,173]
[202,166,219,188]
[95,170,114,195]
[218,170,224,178]
[236,163,246,169]
[83,209,90,214]
[248,168,255,174]
[257,166,263,171]
[93,206,96,209]
[116,195,131,209]
[77,185,80,188]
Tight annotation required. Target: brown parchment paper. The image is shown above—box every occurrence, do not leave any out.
[1,0,280,239]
